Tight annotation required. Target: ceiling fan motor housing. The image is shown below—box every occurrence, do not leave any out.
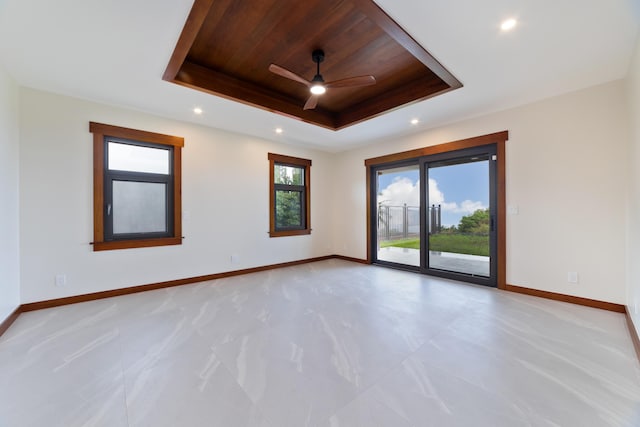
[312,49,325,63]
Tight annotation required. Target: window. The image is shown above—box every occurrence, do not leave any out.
[268,153,311,237]
[90,122,183,251]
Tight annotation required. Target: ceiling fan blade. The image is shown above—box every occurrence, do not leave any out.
[325,75,376,88]
[269,64,311,87]
[303,94,319,110]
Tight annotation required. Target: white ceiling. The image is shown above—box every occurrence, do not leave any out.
[0,0,638,152]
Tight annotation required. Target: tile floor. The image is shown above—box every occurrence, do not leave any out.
[1,259,639,426]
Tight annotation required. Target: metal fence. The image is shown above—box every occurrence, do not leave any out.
[378,204,441,241]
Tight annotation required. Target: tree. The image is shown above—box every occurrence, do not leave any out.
[458,208,490,234]
[276,191,302,227]
[275,165,303,228]
[275,165,302,186]
[440,224,458,234]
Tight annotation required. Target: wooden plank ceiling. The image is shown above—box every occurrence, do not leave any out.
[164,0,462,130]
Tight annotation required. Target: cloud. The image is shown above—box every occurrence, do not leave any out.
[377,177,420,206]
[453,200,486,214]
[378,177,486,215]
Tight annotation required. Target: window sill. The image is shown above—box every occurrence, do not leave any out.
[93,237,182,251]
[269,229,311,238]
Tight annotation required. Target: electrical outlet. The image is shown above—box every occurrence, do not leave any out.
[567,272,578,284]
[55,274,67,287]
[230,254,239,264]
[507,205,519,215]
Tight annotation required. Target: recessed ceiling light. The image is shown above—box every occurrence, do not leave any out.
[193,107,203,114]
[501,18,517,31]
[411,118,419,125]
[275,127,283,134]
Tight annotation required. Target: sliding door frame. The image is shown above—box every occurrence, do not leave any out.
[365,131,508,290]
[369,159,422,272]
[421,145,497,286]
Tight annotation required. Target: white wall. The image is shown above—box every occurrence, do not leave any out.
[14,77,635,306]
[627,35,640,328]
[0,65,20,322]
[333,80,629,304]
[19,88,333,303]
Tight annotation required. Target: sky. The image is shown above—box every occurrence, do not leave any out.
[377,161,489,227]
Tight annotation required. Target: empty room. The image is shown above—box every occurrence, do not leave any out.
[2,0,640,426]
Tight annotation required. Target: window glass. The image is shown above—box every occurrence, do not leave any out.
[268,153,311,237]
[91,122,183,251]
[275,190,302,228]
[112,181,167,234]
[274,165,304,185]
[108,141,170,174]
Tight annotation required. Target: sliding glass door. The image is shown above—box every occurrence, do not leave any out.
[423,146,497,285]
[371,145,497,287]
[374,162,421,268]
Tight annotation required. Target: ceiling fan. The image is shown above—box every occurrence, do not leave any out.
[268,49,376,110]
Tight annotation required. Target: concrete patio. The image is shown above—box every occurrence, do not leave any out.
[377,246,490,277]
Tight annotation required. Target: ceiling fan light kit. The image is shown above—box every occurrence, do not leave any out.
[310,85,326,95]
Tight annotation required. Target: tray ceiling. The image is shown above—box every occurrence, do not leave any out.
[164,0,462,130]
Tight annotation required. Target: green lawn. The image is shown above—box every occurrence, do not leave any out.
[380,233,489,257]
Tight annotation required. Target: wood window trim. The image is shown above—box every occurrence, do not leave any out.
[90,122,184,251]
[364,131,509,289]
[268,153,312,238]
